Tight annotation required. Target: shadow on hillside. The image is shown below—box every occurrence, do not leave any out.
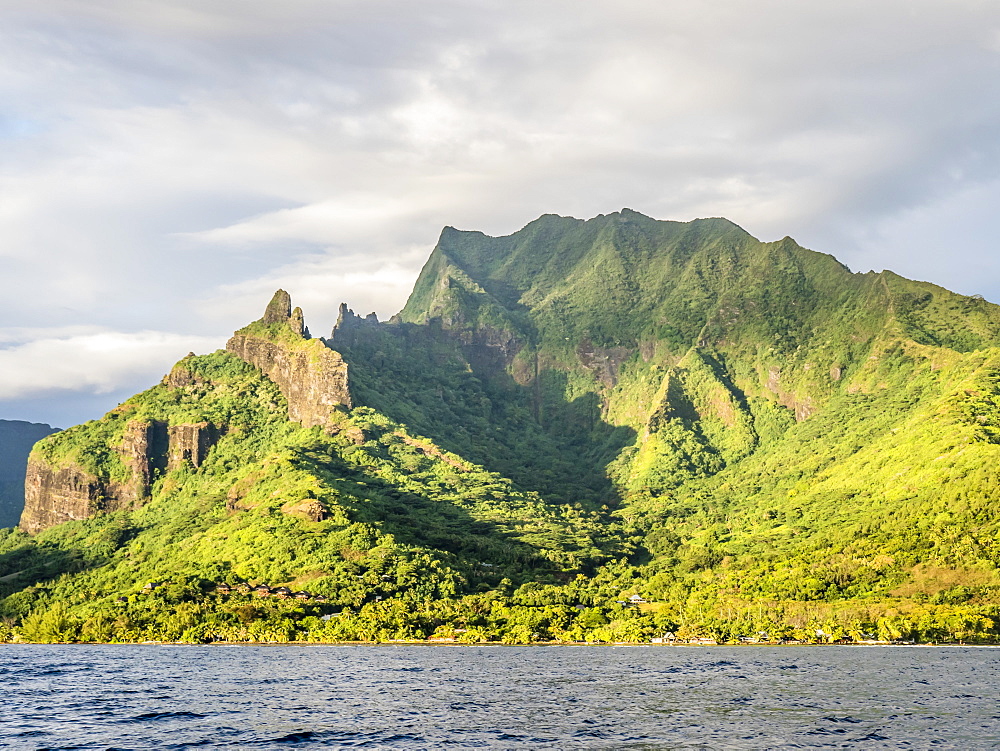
[331,321,637,511]
[287,442,610,584]
[0,539,91,606]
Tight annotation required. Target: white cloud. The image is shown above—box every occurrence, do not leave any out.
[196,251,426,334]
[0,0,999,423]
[0,329,220,400]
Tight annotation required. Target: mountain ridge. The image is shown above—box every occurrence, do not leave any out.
[4,210,1000,645]
[0,420,59,528]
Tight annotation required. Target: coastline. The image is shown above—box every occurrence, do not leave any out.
[3,639,995,647]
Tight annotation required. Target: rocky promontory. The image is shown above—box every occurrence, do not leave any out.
[19,418,219,534]
[19,290,353,534]
[226,290,352,429]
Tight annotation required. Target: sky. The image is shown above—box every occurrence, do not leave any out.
[1,0,999,428]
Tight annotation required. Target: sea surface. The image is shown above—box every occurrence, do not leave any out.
[1,644,999,749]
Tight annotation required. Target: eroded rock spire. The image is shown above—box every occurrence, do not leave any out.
[262,289,292,324]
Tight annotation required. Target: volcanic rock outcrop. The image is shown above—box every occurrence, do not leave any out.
[21,462,116,534]
[167,422,217,471]
[226,290,351,429]
[19,418,219,534]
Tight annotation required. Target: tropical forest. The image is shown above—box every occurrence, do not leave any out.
[3,210,1000,645]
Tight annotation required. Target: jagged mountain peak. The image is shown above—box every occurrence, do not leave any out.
[262,289,292,324]
[258,289,307,338]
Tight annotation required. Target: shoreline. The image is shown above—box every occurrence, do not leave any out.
[3,640,996,648]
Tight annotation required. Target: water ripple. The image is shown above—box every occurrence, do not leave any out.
[1,645,999,748]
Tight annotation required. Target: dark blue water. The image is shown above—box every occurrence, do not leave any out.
[2,645,998,749]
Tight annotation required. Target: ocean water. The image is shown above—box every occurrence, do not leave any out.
[1,645,998,749]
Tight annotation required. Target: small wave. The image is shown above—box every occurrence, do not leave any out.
[132,710,207,721]
[807,726,850,735]
[253,730,426,747]
[572,726,610,739]
[265,731,317,744]
[358,733,423,746]
[447,701,490,710]
[29,667,85,678]
[822,716,862,724]
[855,731,891,741]
[161,739,218,749]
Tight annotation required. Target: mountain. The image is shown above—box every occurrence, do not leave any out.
[3,210,1000,645]
[0,420,59,528]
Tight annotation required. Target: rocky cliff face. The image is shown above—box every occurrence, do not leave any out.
[167,422,216,471]
[20,461,137,534]
[119,420,156,504]
[22,462,105,533]
[20,417,219,534]
[227,290,351,429]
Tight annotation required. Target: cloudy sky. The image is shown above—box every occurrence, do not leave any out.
[2,0,999,427]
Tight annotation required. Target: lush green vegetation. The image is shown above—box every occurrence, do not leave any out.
[4,210,1000,644]
[0,350,628,643]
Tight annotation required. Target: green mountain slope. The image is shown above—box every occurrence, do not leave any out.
[368,211,1000,515]
[3,210,1000,645]
[0,299,622,643]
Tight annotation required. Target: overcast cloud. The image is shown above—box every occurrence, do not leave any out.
[1,0,999,426]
